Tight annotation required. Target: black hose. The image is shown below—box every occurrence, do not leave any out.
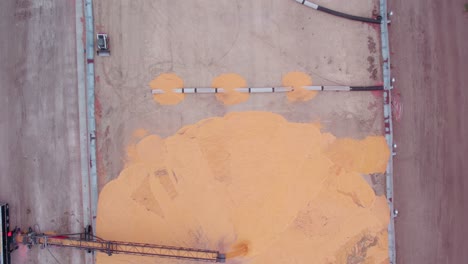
[316,6,382,24]
[350,86,384,91]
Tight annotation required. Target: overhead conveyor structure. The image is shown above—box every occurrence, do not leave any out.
[1,209,225,264]
[1,203,11,264]
[20,231,225,262]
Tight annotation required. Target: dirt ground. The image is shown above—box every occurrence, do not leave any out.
[93,0,385,190]
[0,0,85,263]
[389,0,468,263]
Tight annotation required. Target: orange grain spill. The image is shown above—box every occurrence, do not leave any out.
[212,73,249,105]
[150,73,185,105]
[282,72,317,102]
[226,241,250,258]
[125,144,138,167]
[132,128,149,139]
[96,112,390,264]
[125,129,150,167]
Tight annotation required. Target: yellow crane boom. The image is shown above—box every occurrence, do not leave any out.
[18,227,225,263]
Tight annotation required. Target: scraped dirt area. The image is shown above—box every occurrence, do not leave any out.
[94,0,384,189]
[97,112,390,264]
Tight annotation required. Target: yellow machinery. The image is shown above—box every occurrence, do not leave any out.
[2,202,225,263]
[19,227,225,262]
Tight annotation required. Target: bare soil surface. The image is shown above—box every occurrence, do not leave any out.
[93,0,385,191]
[0,0,84,263]
[389,0,468,263]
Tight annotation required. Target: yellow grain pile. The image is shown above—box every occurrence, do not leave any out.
[96,112,390,264]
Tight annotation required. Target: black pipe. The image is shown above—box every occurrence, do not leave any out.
[316,6,382,24]
[350,86,384,91]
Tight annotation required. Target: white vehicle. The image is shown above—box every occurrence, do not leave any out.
[96,33,110,56]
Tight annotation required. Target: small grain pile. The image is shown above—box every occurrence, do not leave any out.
[150,73,185,105]
[212,73,250,105]
[282,72,317,102]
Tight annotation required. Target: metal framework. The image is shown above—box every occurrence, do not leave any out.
[1,203,11,264]
[21,232,225,263]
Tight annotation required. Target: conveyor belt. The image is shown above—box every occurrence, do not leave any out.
[20,232,225,263]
